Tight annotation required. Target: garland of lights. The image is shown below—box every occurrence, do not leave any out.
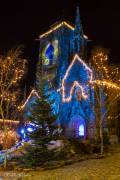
[62,81,88,102]
[19,89,40,110]
[61,54,93,102]
[61,54,120,102]
[40,21,74,39]
[0,119,19,124]
[1,50,119,155]
[20,54,120,107]
[94,80,120,90]
[108,113,120,120]
[39,21,88,39]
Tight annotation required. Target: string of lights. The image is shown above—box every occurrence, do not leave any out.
[0,50,27,121]
[94,80,120,90]
[39,21,88,39]
[18,89,40,110]
[108,113,120,120]
[40,21,74,39]
[20,54,120,107]
[0,119,19,124]
[61,54,93,102]
[61,54,120,103]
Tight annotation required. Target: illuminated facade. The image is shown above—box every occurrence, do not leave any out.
[22,7,120,140]
[36,6,96,139]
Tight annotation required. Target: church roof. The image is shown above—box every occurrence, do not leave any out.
[39,21,88,40]
[39,21,74,39]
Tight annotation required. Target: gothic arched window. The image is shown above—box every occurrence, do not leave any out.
[78,124,85,136]
[42,40,59,66]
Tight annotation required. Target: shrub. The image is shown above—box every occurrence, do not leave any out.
[103,131,110,145]
[92,144,101,153]
[70,139,93,154]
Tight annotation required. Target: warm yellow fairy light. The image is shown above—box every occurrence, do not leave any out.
[63,21,75,30]
[39,21,74,39]
[18,52,120,108]
[94,80,120,90]
[92,51,110,79]
[19,89,40,110]
[0,51,27,123]
[39,21,88,39]
[0,119,19,124]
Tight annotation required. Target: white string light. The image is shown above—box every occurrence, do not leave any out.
[61,54,93,102]
[19,90,40,110]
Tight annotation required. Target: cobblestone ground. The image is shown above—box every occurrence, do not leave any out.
[0,145,120,180]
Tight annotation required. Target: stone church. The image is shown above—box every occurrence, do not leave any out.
[33,6,96,139]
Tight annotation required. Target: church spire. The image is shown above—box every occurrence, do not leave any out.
[75,5,83,34]
[75,6,81,29]
[74,5,84,56]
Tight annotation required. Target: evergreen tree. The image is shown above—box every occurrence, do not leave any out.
[23,76,58,167]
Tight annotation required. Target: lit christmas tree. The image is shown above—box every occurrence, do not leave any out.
[23,64,59,167]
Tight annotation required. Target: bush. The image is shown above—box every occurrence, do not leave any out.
[103,131,110,145]
[70,139,93,154]
[92,144,101,153]
[52,143,75,161]
[43,160,65,170]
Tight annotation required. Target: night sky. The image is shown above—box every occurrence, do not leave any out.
[0,0,120,65]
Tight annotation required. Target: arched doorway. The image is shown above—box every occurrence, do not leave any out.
[68,115,86,139]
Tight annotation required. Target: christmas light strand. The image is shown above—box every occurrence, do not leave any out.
[61,54,93,102]
[19,90,40,110]
[0,119,19,124]
[61,54,120,103]
[108,113,120,120]
[39,21,88,39]
[40,21,74,39]
[94,80,120,90]
[20,55,120,107]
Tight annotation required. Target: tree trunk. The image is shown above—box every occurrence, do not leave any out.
[100,119,103,155]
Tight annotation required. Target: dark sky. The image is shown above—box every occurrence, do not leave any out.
[0,0,120,64]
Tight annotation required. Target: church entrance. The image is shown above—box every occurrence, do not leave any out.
[68,115,86,139]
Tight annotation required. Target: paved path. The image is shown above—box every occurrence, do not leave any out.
[0,145,120,180]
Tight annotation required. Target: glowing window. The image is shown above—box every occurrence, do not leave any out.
[42,40,58,66]
[45,44,54,62]
[78,124,84,136]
